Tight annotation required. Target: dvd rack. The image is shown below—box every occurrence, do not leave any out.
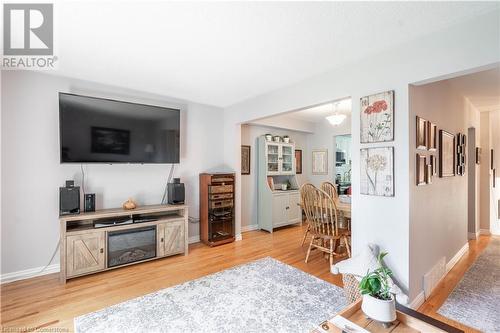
[200,172,235,246]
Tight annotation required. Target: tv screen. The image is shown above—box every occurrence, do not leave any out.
[59,93,180,163]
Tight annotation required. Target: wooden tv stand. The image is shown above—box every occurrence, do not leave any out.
[59,204,188,283]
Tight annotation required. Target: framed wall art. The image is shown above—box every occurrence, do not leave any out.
[241,145,251,175]
[456,133,466,176]
[360,90,394,143]
[295,149,302,174]
[476,147,481,164]
[360,147,394,196]
[312,150,328,175]
[428,122,437,151]
[416,154,427,186]
[439,130,455,177]
[416,116,428,150]
[430,155,437,176]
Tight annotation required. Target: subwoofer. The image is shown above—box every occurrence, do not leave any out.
[60,185,80,215]
[168,178,185,205]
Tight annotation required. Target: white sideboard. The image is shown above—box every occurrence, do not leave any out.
[258,136,302,232]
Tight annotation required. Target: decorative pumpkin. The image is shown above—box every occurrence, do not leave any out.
[122,198,137,210]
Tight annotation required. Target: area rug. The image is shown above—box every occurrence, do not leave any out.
[438,237,500,332]
[74,257,346,333]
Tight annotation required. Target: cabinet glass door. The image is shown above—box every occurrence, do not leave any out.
[281,145,294,173]
[267,144,279,173]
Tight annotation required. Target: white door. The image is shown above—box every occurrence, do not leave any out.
[287,193,302,223]
[272,194,288,226]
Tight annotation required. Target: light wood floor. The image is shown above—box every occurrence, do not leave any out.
[0,225,491,332]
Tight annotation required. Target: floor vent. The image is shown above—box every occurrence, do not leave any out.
[423,257,446,299]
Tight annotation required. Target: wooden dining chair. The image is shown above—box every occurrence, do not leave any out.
[299,183,316,246]
[321,181,351,255]
[302,187,350,265]
[320,181,339,201]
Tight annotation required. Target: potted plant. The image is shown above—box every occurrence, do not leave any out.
[359,252,396,324]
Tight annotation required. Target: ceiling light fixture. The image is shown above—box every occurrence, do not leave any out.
[326,114,347,126]
[326,101,346,126]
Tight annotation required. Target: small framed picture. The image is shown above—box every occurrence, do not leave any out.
[416,154,427,186]
[430,155,437,175]
[439,130,456,177]
[416,116,428,150]
[295,149,303,174]
[312,150,328,175]
[428,122,437,151]
[426,164,433,184]
[241,145,251,175]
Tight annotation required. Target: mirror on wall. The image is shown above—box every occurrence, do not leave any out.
[334,134,351,194]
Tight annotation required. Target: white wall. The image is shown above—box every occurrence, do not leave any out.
[224,10,500,299]
[408,80,477,301]
[1,71,225,275]
[240,125,310,229]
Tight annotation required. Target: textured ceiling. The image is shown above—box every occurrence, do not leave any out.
[52,1,499,107]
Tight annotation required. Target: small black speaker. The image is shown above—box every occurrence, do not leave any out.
[60,186,80,215]
[84,193,96,212]
[168,178,185,205]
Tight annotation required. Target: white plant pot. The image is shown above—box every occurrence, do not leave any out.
[361,294,396,323]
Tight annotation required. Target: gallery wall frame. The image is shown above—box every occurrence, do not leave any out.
[439,130,456,177]
[416,116,428,150]
[416,154,427,186]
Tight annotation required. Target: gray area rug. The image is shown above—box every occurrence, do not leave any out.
[438,237,500,332]
[74,257,346,333]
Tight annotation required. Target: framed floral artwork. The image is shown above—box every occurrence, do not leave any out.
[360,90,394,143]
[360,147,394,196]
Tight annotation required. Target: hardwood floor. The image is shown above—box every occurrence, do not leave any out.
[1,225,343,332]
[0,225,491,332]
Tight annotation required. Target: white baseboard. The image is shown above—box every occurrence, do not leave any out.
[241,224,259,233]
[468,231,480,240]
[409,291,425,310]
[446,242,469,274]
[188,235,200,244]
[414,242,469,305]
[480,229,491,235]
[1,264,60,284]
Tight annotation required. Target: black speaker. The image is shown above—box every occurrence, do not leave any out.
[60,186,80,215]
[84,193,96,212]
[168,178,185,205]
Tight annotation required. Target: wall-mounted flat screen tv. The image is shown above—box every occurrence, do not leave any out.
[59,93,180,163]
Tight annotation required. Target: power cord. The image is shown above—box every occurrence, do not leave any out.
[161,164,175,204]
[80,164,86,197]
